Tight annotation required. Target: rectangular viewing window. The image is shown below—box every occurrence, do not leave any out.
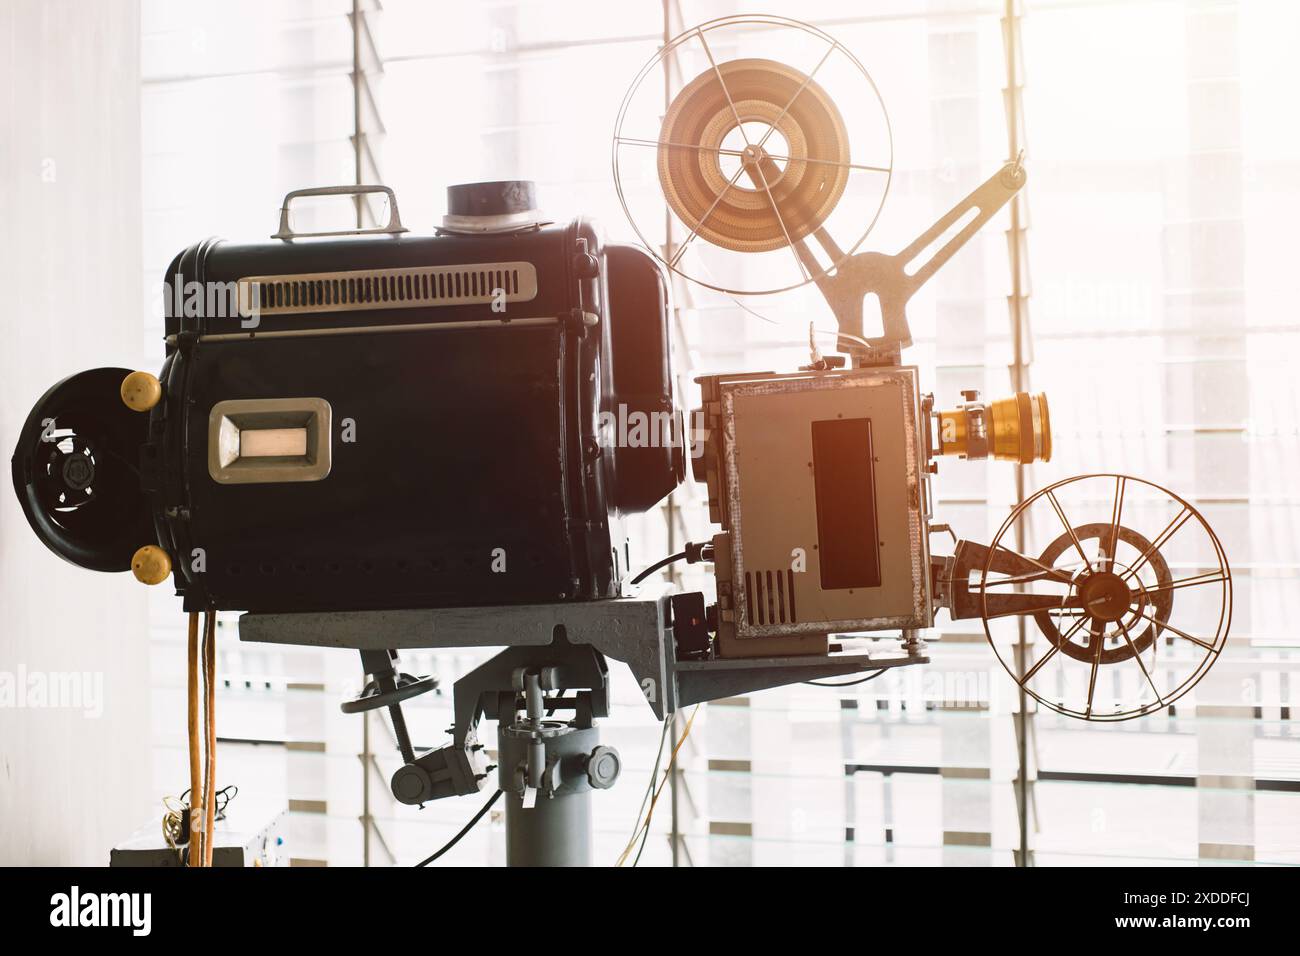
[239,427,308,458]
[208,398,332,484]
[811,417,882,590]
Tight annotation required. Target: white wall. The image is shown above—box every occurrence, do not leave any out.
[0,0,151,864]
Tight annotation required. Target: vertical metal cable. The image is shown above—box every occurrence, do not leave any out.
[662,0,682,870]
[351,0,372,869]
[1002,0,1034,868]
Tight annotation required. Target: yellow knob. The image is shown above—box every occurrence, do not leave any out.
[120,371,162,412]
[131,545,171,585]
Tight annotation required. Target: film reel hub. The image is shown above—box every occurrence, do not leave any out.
[1075,570,1134,625]
[658,57,850,254]
[1035,522,1172,665]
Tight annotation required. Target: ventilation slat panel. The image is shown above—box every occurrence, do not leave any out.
[743,568,800,627]
[236,261,539,317]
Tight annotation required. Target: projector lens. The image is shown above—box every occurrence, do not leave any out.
[937,392,1051,464]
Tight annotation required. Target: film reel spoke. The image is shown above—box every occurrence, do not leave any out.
[1084,626,1104,718]
[667,164,748,270]
[1138,570,1229,599]
[697,28,751,146]
[1133,609,1216,652]
[616,136,746,158]
[756,153,892,174]
[1104,475,1126,572]
[1123,505,1192,584]
[1021,614,1091,686]
[753,40,838,155]
[1117,621,1166,708]
[749,158,811,283]
[1044,489,1092,567]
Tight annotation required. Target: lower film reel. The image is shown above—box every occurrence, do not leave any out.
[979,474,1231,721]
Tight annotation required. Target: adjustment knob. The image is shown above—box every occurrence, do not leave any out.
[586,745,621,789]
[120,371,162,412]
[130,545,171,585]
[391,763,433,806]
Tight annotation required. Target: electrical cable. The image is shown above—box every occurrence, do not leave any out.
[630,550,687,585]
[616,705,699,866]
[414,788,502,867]
[202,608,217,866]
[622,716,671,855]
[628,707,698,867]
[804,668,887,688]
[164,784,237,865]
[630,787,657,868]
[186,611,202,868]
[214,784,238,821]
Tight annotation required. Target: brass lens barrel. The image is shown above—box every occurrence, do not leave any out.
[936,392,1051,463]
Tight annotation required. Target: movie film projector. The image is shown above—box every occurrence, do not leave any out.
[612,13,1231,721]
[9,13,1232,866]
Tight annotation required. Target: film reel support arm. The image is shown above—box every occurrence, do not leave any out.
[808,158,1027,363]
[936,538,1076,622]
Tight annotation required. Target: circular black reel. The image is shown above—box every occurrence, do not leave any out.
[11,367,154,572]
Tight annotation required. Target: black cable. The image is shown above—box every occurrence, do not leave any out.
[804,668,888,688]
[630,550,687,585]
[414,789,502,867]
[214,784,238,821]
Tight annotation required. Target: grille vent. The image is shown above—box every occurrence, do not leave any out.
[744,569,798,625]
[236,261,538,317]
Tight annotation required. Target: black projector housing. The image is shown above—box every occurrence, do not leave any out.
[12,182,685,613]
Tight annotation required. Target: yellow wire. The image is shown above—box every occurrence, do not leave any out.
[616,705,699,866]
[202,609,217,866]
[186,611,202,867]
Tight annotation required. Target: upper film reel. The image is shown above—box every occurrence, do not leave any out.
[612,14,893,296]
[979,474,1232,721]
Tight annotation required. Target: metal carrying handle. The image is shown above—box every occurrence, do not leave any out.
[271,184,409,240]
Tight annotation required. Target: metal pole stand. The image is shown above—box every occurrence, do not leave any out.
[497,666,621,866]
